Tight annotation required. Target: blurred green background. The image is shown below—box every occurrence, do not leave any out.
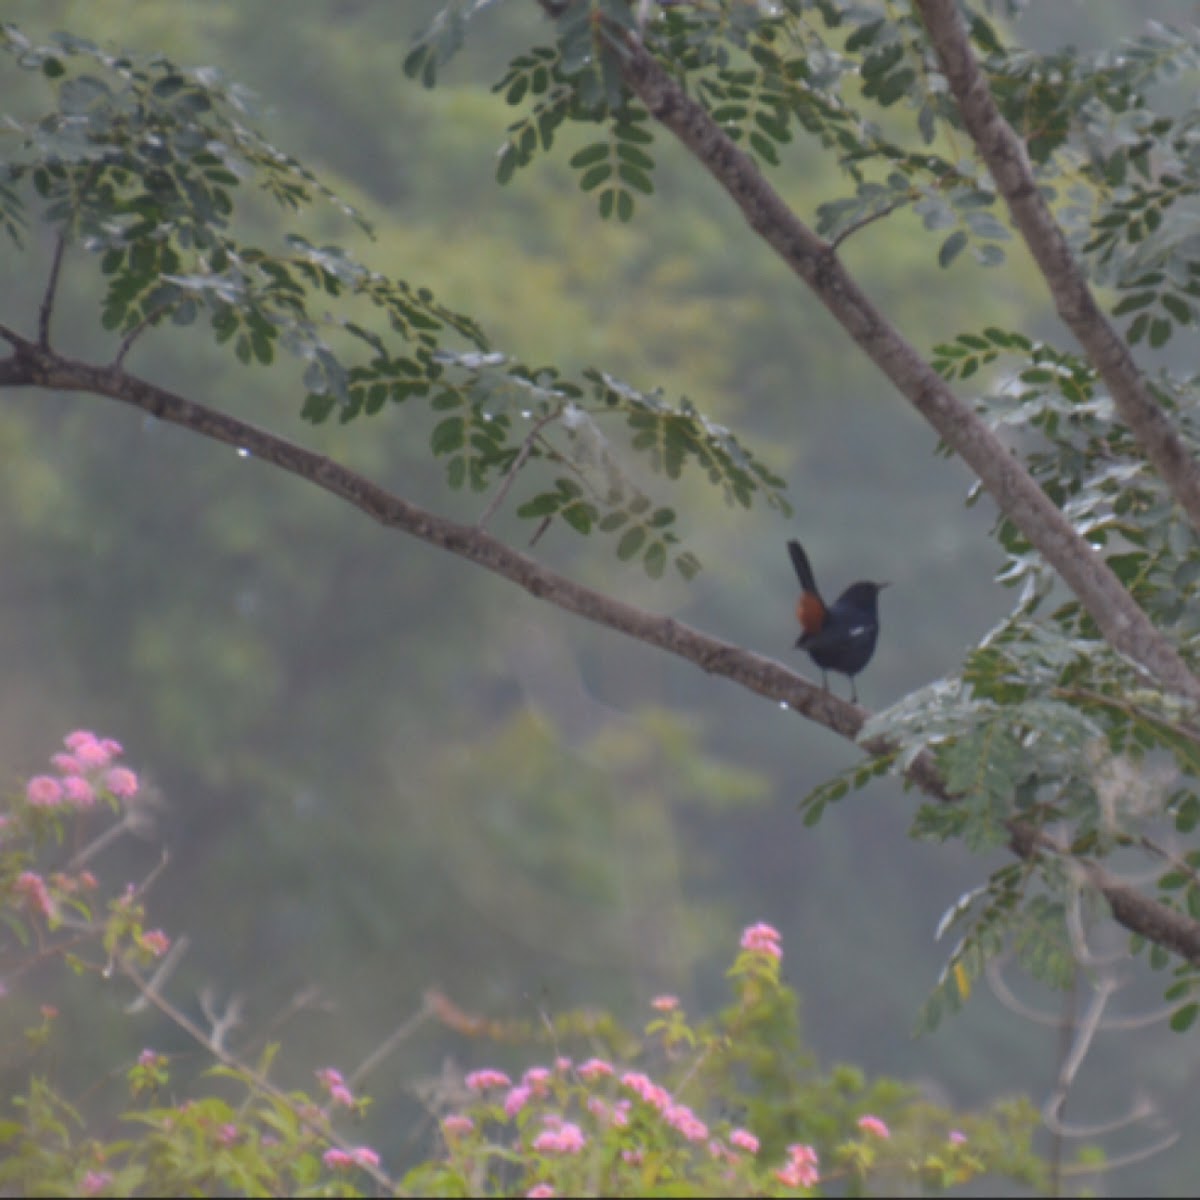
[2,2,1198,1193]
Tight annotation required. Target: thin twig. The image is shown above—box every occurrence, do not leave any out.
[348,996,434,1089]
[829,198,911,251]
[38,234,67,348]
[113,298,177,368]
[199,985,246,1054]
[241,985,332,1056]
[1058,1131,1180,1177]
[125,933,190,1014]
[67,809,140,871]
[0,321,23,347]
[477,406,561,528]
[986,957,1178,1032]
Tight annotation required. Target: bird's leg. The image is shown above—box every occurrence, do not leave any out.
[850,678,858,704]
[821,669,829,693]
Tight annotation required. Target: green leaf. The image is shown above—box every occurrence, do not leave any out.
[938,230,967,268]
[430,416,465,456]
[617,526,646,561]
[1170,1003,1199,1033]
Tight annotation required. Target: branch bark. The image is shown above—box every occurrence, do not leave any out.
[2,329,1197,964]
[608,28,1200,703]
[914,0,1200,535]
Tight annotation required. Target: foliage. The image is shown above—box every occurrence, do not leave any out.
[0,21,789,581]
[0,740,1049,1196]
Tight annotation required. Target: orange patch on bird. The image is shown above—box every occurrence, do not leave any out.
[796,591,825,635]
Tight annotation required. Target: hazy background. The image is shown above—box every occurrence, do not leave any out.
[3,2,1199,1193]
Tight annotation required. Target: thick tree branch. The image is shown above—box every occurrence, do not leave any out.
[913,0,1200,536]
[607,30,1200,703]
[2,330,1197,964]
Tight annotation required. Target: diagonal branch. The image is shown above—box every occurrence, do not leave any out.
[3,329,1199,964]
[606,27,1200,703]
[913,0,1200,535]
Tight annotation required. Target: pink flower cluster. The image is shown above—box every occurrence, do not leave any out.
[442,1113,474,1138]
[740,921,783,960]
[81,1171,113,1195]
[775,1143,820,1189]
[857,1114,890,1139]
[621,1069,672,1112]
[730,1128,760,1154]
[14,870,54,918]
[316,1067,356,1108]
[323,1146,380,1171]
[139,929,171,958]
[465,1068,512,1092]
[532,1120,586,1154]
[577,1057,614,1082]
[25,730,138,812]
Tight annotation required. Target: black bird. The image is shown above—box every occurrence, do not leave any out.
[788,540,888,704]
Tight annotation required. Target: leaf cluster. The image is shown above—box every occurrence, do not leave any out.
[1,22,791,579]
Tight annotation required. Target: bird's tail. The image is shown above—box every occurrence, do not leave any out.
[787,540,821,597]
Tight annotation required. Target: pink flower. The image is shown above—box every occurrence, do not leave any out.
[504,1084,532,1118]
[323,1146,379,1170]
[75,739,113,768]
[52,753,81,774]
[62,776,96,808]
[26,775,63,807]
[138,1048,159,1067]
[105,767,139,798]
[621,1071,671,1111]
[651,994,679,1011]
[949,1129,967,1145]
[857,1114,890,1139]
[664,1102,708,1143]
[740,922,783,959]
[621,1148,644,1166]
[532,1121,586,1154]
[330,1083,355,1107]
[442,1114,474,1138]
[527,1187,556,1199]
[99,738,124,757]
[554,1056,572,1072]
[317,1067,345,1091]
[218,1123,239,1145]
[577,1057,614,1081]
[81,1171,112,1195]
[140,929,171,957]
[523,1065,552,1093]
[465,1068,512,1092]
[79,870,98,890]
[730,1128,760,1154]
[15,871,54,917]
[776,1143,819,1190]
[64,730,98,752]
